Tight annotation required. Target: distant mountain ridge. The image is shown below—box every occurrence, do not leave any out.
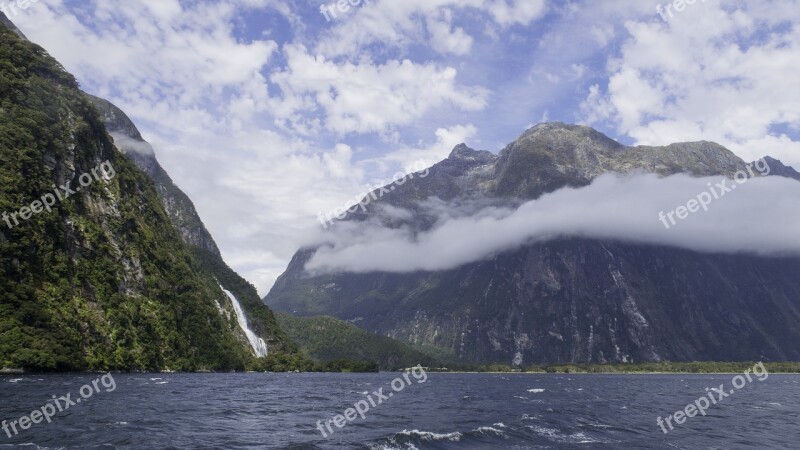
[266,123,800,366]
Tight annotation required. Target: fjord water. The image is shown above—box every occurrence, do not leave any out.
[1,373,798,449]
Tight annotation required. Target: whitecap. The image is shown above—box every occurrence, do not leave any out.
[397,430,463,442]
[528,426,606,444]
[527,388,545,393]
[365,442,416,450]
[529,425,561,439]
[475,426,505,436]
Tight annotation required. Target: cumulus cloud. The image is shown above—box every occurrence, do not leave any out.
[305,171,800,274]
[313,0,548,58]
[581,0,800,166]
[375,124,479,171]
[270,45,488,135]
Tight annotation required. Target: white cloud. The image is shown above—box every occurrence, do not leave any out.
[306,171,800,274]
[12,0,278,135]
[427,12,474,56]
[485,0,547,26]
[10,0,797,294]
[270,44,488,135]
[110,133,155,155]
[581,0,800,166]
[378,124,479,170]
[313,0,547,58]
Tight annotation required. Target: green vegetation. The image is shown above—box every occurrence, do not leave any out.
[0,24,295,372]
[525,361,800,374]
[276,313,437,371]
[245,354,378,373]
[190,248,297,354]
[189,248,315,372]
[384,361,800,374]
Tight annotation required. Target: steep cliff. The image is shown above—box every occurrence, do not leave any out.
[0,15,296,371]
[265,123,800,365]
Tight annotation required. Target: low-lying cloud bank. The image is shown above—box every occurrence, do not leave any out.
[305,173,800,274]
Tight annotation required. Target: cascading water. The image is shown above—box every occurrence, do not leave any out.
[221,287,268,357]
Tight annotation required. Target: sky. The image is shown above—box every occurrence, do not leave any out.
[6,0,800,295]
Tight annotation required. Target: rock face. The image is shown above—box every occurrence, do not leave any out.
[762,156,800,181]
[86,95,222,257]
[83,95,295,357]
[265,123,800,365]
[0,14,293,370]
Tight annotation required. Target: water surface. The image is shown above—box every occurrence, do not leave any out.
[1,373,798,449]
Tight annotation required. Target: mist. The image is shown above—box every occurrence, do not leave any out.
[110,132,155,155]
[305,173,800,274]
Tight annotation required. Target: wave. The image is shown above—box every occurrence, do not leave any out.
[366,417,623,449]
[526,425,610,444]
[368,424,517,449]
[474,426,505,436]
[397,430,463,442]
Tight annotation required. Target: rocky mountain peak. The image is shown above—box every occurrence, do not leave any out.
[515,122,625,154]
[267,121,800,367]
[762,156,800,181]
[447,143,495,163]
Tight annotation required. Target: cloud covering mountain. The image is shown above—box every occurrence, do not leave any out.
[10,0,798,293]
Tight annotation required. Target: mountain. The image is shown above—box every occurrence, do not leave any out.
[265,123,800,366]
[761,156,800,181]
[0,14,301,371]
[0,12,24,39]
[82,95,301,359]
[275,313,438,370]
[85,96,222,256]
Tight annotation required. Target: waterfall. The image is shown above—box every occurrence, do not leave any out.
[221,287,268,357]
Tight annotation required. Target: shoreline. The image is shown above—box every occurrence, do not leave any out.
[4,370,800,375]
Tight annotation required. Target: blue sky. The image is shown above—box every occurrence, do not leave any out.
[8,0,800,294]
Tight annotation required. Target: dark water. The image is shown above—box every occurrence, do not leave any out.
[1,372,798,449]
